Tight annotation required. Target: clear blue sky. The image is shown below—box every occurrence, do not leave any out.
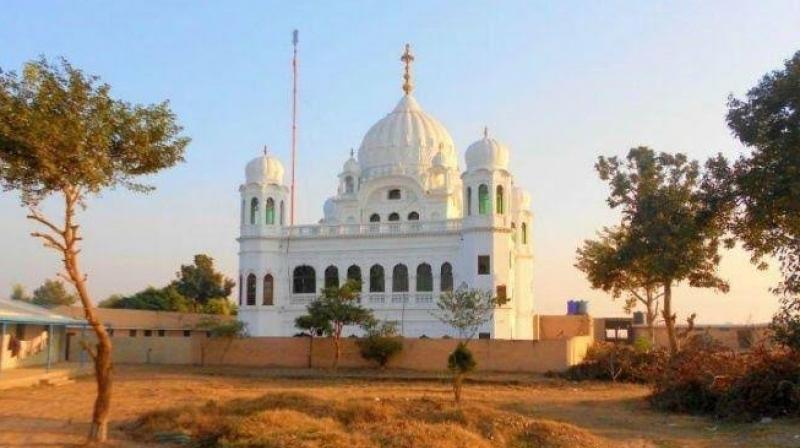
[2,1,798,323]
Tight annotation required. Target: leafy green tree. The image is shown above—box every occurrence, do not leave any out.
[726,50,800,297]
[99,286,190,312]
[294,279,373,369]
[433,284,498,403]
[725,51,800,348]
[593,147,732,355]
[171,254,235,310]
[433,283,497,339]
[0,57,188,442]
[32,279,77,308]
[10,283,31,302]
[576,226,662,342]
[202,297,237,316]
[357,320,403,368]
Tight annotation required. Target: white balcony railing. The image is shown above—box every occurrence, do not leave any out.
[367,293,386,304]
[391,293,409,304]
[241,219,462,239]
[415,293,434,304]
[289,293,315,305]
[283,292,442,309]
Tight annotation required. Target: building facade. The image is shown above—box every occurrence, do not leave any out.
[238,47,534,339]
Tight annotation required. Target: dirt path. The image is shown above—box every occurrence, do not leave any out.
[0,365,797,447]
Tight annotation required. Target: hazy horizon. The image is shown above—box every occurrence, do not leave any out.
[2,1,798,324]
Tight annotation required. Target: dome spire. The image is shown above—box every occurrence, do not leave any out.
[483,126,488,139]
[401,43,415,96]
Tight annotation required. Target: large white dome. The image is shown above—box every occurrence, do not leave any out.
[465,134,510,171]
[245,153,285,185]
[358,95,457,178]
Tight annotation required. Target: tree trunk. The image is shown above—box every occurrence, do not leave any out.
[645,301,657,345]
[453,372,463,404]
[33,188,114,442]
[332,332,341,370]
[661,282,678,356]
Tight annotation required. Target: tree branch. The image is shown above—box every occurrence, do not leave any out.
[79,339,98,362]
[27,208,65,237]
[30,231,67,252]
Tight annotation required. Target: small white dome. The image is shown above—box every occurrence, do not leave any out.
[342,155,360,174]
[245,153,285,185]
[465,134,510,171]
[358,95,457,176]
[432,147,447,168]
[514,187,532,210]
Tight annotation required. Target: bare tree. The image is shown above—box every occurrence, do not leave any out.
[0,58,188,442]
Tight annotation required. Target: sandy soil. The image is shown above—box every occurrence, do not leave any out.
[0,365,798,447]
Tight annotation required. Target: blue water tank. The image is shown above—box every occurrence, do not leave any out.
[576,300,589,315]
[567,300,576,315]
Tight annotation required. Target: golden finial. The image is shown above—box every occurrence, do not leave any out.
[263,144,268,155]
[483,126,488,139]
[401,43,415,95]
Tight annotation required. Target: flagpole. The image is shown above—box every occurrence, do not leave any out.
[290,29,299,226]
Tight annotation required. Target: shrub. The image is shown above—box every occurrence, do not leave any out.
[358,336,403,368]
[650,344,800,421]
[357,320,403,368]
[562,342,667,383]
[715,348,800,421]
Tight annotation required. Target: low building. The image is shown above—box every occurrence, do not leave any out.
[0,298,85,373]
[53,306,234,339]
[52,306,236,364]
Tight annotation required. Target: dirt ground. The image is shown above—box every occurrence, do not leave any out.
[0,365,798,447]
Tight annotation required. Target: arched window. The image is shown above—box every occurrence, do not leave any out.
[511,222,517,242]
[293,265,316,294]
[250,198,259,224]
[478,184,490,215]
[263,274,274,305]
[408,211,419,221]
[347,265,362,290]
[392,264,409,292]
[238,274,243,305]
[440,262,453,292]
[240,199,245,225]
[369,213,380,223]
[345,176,354,194]
[416,263,432,292]
[369,264,385,292]
[246,273,256,306]
[265,198,275,225]
[466,187,472,216]
[496,185,504,214]
[522,222,528,245]
[280,200,285,225]
[388,212,400,222]
[324,265,339,289]
[388,189,401,200]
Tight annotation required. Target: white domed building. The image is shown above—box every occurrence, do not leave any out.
[238,46,534,339]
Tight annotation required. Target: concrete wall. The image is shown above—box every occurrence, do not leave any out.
[67,334,593,373]
[631,324,771,352]
[535,315,592,340]
[0,324,66,370]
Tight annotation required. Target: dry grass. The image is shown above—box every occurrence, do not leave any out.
[127,391,607,448]
[0,365,799,447]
